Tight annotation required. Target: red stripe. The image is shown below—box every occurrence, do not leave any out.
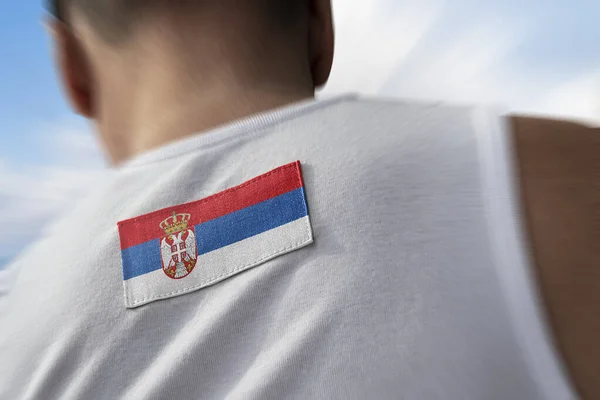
[118,161,304,250]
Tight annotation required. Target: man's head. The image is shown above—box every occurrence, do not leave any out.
[50,0,319,43]
[47,0,334,162]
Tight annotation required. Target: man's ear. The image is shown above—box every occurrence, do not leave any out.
[46,19,94,118]
[308,0,334,88]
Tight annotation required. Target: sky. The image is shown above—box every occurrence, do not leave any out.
[1,0,600,270]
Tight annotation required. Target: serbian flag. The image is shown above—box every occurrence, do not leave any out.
[118,161,313,308]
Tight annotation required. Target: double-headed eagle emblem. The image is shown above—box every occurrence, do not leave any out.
[159,212,197,279]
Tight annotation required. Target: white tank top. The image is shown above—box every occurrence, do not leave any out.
[0,95,576,399]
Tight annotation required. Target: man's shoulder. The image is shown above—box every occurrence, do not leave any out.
[509,115,600,399]
[510,114,600,149]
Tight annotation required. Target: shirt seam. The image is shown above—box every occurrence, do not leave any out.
[117,95,356,170]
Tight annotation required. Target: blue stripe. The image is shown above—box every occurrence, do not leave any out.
[195,187,308,255]
[121,187,308,281]
[122,239,162,280]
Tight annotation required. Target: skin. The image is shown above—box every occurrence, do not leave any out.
[49,1,598,397]
[511,116,599,400]
[49,0,334,164]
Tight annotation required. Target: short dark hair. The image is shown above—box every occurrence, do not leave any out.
[47,0,308,44]
[47,0,63,21]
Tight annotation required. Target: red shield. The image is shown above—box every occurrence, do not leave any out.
[160,228,197,279]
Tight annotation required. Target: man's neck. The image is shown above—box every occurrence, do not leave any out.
[92,20,314,165]
[128,90,313,164]
[101,84,313,165]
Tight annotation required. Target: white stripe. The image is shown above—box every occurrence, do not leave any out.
[473,108,576,400]
[124,216,312,308]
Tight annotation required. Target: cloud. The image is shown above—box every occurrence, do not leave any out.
[526,71,600,122]
[324,0,445,95]
[325,0,600,122]
[0,120,106,262]
[383,21,526,101]
[34,118,106,167]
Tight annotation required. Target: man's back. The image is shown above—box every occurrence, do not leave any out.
[0,96,575,399]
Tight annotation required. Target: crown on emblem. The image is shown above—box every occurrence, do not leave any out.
[160,212,191,235]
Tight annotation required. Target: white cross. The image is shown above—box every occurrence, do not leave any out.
[170,231,187,262]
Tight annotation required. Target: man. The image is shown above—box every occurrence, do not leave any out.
[0,0,597,399]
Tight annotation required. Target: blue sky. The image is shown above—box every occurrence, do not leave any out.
[0,2,105,272]
[1,0,600,271]
[0,3,72,161]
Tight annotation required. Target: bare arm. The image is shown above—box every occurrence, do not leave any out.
[511,116,600,399]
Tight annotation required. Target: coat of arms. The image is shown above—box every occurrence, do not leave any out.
[159,212,197,279]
